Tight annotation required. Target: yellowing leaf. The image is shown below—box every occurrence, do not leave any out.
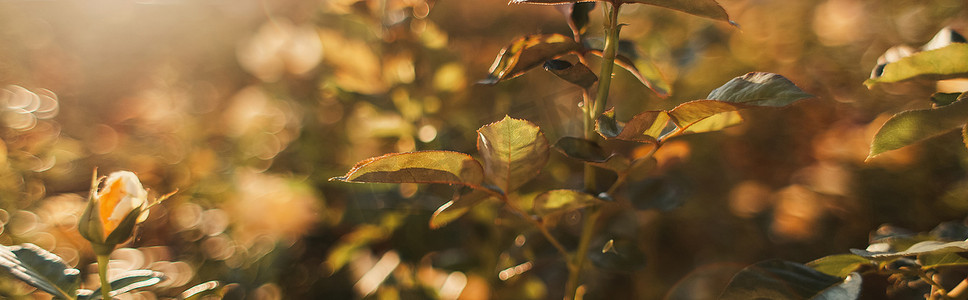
[480,34,581,84]
[477,116,550,193]
[596,108,670,143]
[669,100,750,127]
[681,111,743,134]
[331,151,485,186]
[866,43,968,87]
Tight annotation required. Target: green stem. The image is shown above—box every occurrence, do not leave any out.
[583,90,597,193]
[567,3,622,299]
[96,254,112,300]
[590,2,622,124]
[564,206,602,300]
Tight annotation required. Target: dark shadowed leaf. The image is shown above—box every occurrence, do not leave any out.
[865,43,968,86]
[557,2,596,38]
[596,108,670,143]
[0,243,80,299]
[511,0,735,25]
[591,154,632,173]
[806,254,872,278]
[544,59,598,89]
[850,240,968,259]
[590,238,646,272]
[331,151,485,186]
[533,189,600,216]
[932,92,962,107]
[930,221,968,241]
[480,34,581,84]
[814,273,862,300]
[706,72,813,106]
[86,270,166,299]
[627,177,687,211]
[868,94,968,160]
[477,116,550,193]
[430,188,496,229]
[555,136,633,172]
[720,260,856,300]
[554,137,609,162]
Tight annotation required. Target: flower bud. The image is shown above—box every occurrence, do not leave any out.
[79,170,149,254]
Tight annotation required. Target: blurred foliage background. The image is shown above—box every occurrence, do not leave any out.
[0,0,967,299]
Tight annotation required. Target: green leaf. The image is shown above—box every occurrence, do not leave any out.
[868,94,968,159]
[706,72,813,106]
[543,59,598,89]
[430,189,495,229]
[480,34,581,84]
[533,189,599,216]
[553,137,609,163]
[0,243,80,299]
[720,259,850,300]
[919,251,968,268]
[850,240,968,259]
[596,108,670,143]
[88,270,166,299]
[865,43,968,86]
[477,116,550,193]
[331,151,485,186]
[931,92,962,107]
[180,281,230,300]
[510,0,737,25]
[589,46,671,98]
[806,254,872,278]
